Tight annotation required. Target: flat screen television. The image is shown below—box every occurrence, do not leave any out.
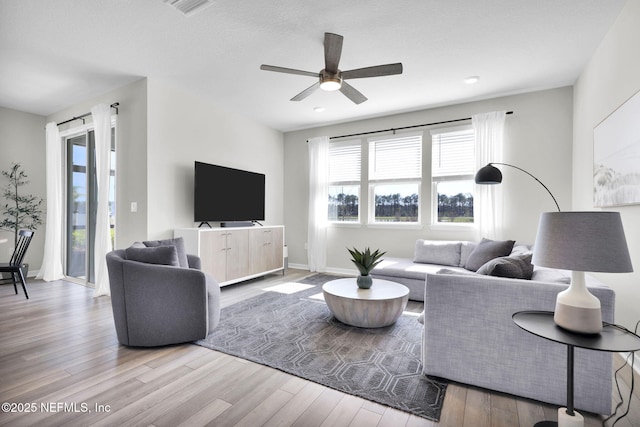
[194,161,265,224]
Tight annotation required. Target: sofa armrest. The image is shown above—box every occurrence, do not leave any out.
[422,273,614,415]
[122,261,209,346]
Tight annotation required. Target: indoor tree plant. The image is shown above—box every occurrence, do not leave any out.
[1,163,43,277]
[347,247,386,289]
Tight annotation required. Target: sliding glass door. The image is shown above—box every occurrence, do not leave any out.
[65,128,115,284]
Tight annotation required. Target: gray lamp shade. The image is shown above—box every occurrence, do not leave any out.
[475,164,503,184]
[532,211,633,273]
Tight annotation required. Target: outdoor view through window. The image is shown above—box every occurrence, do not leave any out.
[327,127,475,224]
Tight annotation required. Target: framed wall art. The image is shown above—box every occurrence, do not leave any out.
[593,89,640,207]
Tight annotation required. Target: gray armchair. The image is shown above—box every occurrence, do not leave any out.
[106,248,220,347]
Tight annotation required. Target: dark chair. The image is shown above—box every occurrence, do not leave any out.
[0,230,34,299]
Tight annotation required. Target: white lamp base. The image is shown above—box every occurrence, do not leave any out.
[553,271,602,334]
[558,407,583,427]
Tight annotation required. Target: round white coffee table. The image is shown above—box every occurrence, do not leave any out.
[322,278,409,328]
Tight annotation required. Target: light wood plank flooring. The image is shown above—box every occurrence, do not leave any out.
[1,270,638,426]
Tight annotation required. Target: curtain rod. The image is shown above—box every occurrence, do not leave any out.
[327,111,513,140]
[55,102,120,127]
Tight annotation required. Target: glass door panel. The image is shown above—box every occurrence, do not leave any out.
[66,135,89,280]
[65,127,115,285]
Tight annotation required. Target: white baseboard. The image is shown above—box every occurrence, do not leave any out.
[288,263,309,271]
[287,263,357,277]
[620,351,640,376]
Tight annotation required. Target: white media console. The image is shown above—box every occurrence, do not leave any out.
[174,226,284,286]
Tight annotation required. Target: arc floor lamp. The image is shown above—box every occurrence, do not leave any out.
[475,163,632,335]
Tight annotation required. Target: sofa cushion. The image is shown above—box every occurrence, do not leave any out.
[464,238,515,271]
[476,254,534,279]
[531,267,571,284]
[373,257,467,281]
[414,240,461,267]
[510,244,533,256]
[125,245,180,267]
[143,237,189,268]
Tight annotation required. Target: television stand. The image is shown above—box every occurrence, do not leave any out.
[198,222,212,228]
[221,221,254,228]
[174,226,285,287]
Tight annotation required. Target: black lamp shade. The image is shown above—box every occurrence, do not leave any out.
[475,164,502,184]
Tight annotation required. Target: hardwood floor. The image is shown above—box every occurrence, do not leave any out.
[1,270,638,426]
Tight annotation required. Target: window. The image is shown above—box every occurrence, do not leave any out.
[65,126,116,283]
[431,126,475,224]
[328,140,361,223]
[368,133,422,224]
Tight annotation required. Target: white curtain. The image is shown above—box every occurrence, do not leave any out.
[307,136,330,272]
[92,104,114,297]
[36,123,65,281]
[472,111,506,240]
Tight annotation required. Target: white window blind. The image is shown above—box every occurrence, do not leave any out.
[431,128,475,178]
[329,141,361,183]
[368,133,422,180]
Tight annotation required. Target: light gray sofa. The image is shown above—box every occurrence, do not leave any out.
[106,242,221,347]
[371,239,615,414]
[423,272,614,415]
[372,239,570,301]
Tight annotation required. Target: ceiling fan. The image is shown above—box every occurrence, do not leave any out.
[260,32,403,105]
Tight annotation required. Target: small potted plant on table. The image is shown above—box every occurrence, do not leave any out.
[347,247,386,289]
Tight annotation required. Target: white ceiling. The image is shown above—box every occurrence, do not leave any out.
[0,0,626,132]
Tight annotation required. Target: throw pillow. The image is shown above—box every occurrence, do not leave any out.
[476,254,534,279]
[125,245,180,267]
[459,241,477,267]
[414,240,461,267]
[143,237,189,268]
[464,238,516,272]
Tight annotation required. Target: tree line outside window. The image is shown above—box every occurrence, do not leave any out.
[328,190,472,223]
[437,192,473,223]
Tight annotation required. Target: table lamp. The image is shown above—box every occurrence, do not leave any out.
[532,211,633,334]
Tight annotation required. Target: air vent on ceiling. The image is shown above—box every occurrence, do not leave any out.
[164,0,214,16]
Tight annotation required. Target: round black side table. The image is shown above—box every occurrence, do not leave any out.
[512,311,640,427]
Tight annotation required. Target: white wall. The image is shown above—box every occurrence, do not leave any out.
[46,78,149,249]
[146,79,284,239]
[284,87,574,272]
[3,76,284,278]
[573,0,640,331]
[0,107,46,272]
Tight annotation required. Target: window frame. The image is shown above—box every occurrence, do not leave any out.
[367,132,423,227]
[327,139,362,225]
[430,125,476,229]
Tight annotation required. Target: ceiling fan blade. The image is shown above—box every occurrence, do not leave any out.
[291,82,320,101]
[342,63,403,80]
[339,81,367,104]
[260,64,319,78]
[324,33,343,74]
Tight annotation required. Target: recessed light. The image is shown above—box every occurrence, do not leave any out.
[313,107,326,113]
[464,76,480,84]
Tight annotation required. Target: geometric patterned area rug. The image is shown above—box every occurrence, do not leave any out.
[195,274,447,421]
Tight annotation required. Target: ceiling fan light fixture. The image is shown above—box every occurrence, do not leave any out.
[320,73,342,91]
